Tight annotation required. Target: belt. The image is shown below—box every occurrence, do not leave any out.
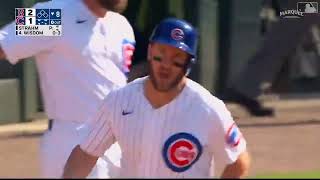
[48,119,54,131]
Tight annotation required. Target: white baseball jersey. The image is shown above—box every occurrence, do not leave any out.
[0,0,135,123]
[81,76,247,178]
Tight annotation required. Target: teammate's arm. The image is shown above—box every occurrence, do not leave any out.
[63,145,98,178]
[0,2,59,64]
[63,92,117,178]
[220,150,251,178]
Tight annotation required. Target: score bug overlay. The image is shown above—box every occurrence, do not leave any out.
[15,8,62,36]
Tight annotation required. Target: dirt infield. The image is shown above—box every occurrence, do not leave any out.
[0,99,320,178]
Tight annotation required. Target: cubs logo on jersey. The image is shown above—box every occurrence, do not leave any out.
[226,123,242,147]
[122,39,135,74]
[162,132,202,173]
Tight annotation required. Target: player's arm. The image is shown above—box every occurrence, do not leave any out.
[0,22,58,64]
[119,17,136,77]
[0,3,59,64]
[220,150,251,178]
[63,92,117,178]
[209,98,250,178]
[63,145,98,178]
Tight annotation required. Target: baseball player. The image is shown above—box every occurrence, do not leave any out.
[63,18,250,178]
[0,0,135,178]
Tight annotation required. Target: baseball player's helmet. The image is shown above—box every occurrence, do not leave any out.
[149,18,198,74]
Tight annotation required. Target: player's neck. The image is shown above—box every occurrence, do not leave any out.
[144,78,187,109]
[83,0,108,18]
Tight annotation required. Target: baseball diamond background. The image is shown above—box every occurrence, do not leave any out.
[0,97,319,178]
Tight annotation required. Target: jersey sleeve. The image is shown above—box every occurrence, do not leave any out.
[209,98,247,165]
[119,18,135,75]
[0,3,59,64]
[80,91,117,157]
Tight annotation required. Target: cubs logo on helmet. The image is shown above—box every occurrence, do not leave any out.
[149,18,198,75]
[171,28,184,41]
[149,18,198,58]
[162,132,202,173]
[226,123,242,147]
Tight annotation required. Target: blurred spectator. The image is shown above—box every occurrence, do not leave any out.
[260,0,280,35]
[290,23,320,81]
[219,1,320,117]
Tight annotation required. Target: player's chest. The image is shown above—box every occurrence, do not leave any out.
[115,105,212,168]
[61,22,121,62]
[120,108,210,137]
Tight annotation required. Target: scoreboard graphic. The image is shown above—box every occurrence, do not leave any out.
[15,8,62,36]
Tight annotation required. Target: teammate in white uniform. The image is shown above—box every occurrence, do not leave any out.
[0,0,135,178]
[63,18,250,178]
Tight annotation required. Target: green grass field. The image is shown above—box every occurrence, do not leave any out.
[254,170,320,179]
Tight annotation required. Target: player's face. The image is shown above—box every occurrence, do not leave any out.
[148,43,190,92]
[98,0,126,12]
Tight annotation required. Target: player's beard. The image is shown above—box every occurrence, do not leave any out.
[148,60,186,92]
[97,0,121,11]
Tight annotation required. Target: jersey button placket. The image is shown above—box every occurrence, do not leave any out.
[139,109,153,176]
[151,109,166,176]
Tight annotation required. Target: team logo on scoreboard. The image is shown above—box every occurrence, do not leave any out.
[162,132,202,173]
[226,123,242,147]
[171,28,184,41]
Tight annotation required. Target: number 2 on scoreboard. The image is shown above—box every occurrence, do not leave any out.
[28,9,33,16]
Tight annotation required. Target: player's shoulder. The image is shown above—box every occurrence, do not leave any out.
[127,76,147,86]
[107,11,130,24]
[105,11,133,32]
[110,76,146,97]
[186,79,232,124]
[185,78,228,114]
[102,77,145,112]
[32,0,71,9]
[123,76,146,92]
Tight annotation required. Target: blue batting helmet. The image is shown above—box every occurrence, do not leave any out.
[149,18,199,74]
